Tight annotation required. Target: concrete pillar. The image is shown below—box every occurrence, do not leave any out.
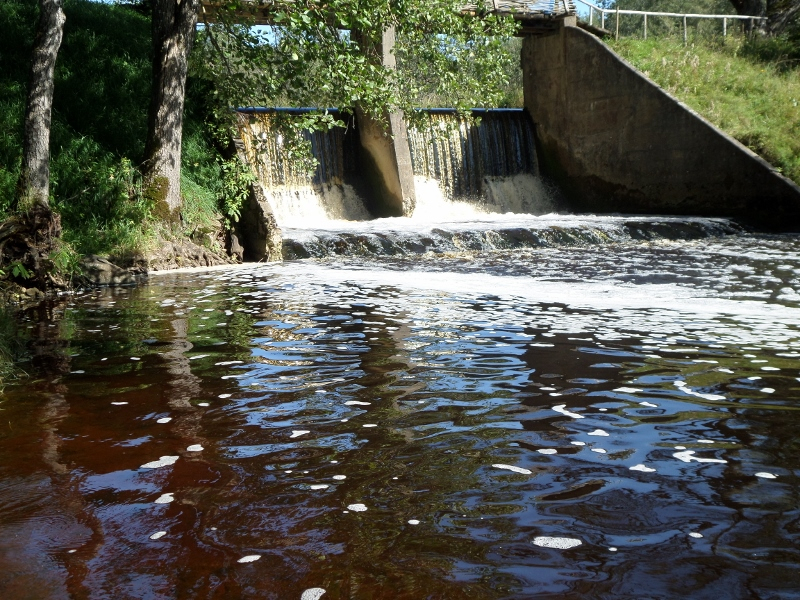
[354,26,416,217]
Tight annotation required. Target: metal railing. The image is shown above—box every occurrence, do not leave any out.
[574,0,766,42]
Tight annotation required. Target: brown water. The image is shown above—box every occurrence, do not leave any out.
[1,230,800,599]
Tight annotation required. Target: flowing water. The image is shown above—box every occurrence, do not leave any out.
[3,110,800,599]
[1,225,800,599]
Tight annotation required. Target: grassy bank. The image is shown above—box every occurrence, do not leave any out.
[0,0,225,263]
[609,36,800,185]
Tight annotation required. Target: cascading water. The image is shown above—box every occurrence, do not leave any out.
[237,110,371,226]
[407,109,555,218]
[240,108,742,260]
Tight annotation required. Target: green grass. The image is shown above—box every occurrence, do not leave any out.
[610,36,800,184]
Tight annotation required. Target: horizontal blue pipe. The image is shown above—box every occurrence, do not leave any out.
[235,107,525,114]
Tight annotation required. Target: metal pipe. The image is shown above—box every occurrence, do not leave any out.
[615,4,620,40]
[683,15,687,44]
[643,13,647,39]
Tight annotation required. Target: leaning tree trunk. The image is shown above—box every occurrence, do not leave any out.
[142,0,200,222]
[16,0,66,212]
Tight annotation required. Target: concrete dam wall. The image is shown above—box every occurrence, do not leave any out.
[522,18,800,230]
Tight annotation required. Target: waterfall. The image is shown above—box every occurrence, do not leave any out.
[237,110,371,227]
[238,108,555,230]
[407,109,555,218]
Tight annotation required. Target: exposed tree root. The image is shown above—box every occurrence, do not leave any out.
[0,204,66,292]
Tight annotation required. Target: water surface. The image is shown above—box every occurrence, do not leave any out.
[1,228,799,599]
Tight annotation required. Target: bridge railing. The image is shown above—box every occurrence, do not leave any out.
[463,0,576,18]
[574,0,766,42]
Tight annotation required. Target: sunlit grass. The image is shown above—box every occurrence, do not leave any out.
[610,35,800,184]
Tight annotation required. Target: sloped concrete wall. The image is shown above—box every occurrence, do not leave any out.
[522,21,800,230]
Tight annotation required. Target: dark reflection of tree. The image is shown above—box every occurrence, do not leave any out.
[0,299,107,598]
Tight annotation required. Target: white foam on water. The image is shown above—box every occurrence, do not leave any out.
[189,355,209,360]
[537,449,557,455]
[639,401,658,407]
[614,387,642,393]
[588,429,610,437]
[290,430,311,438]
[553,405,583,419]
[141,456,179,469]
[197,403,209,407]
[218,394,232,398]
[156,417,172,424]
[571,441,586,446]
[186,445,204,452]
[689,532,704,538]
[237,555,261,563]
[673,451,727,464]
[762,366,780,371]
[300,588,326,600]
[630,464,656,473]
[718,368,734,373]
[216,361,244,366]
[149,531,167,540]
[673,381,726,401]
[532,536,583,549]
[111,402,128,405]
[310,484,329,490]
[591,448,607,454]
[333,475,346,480]
[363,424,378,428]
[693,360,718,364]
[344,401,371,406]
[347,503,367,512]
[609,547,618,552]
[755,472,778,479]
[748,376,762,380]
[697,439,715,443]
[131,357,141,361]
[408,520,420,525]
[154,493,174,504]
[493,464,533,474]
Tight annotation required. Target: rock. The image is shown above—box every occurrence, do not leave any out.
[79,255,147,287]
[227,228,245,261]
[236,182,283,262]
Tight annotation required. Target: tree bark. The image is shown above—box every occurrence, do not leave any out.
[766,0,800,35]
[16,0,66,211]
[142,0,200,221]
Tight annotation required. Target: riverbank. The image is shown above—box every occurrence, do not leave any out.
[609,36,800,185]
[0,0,231,277]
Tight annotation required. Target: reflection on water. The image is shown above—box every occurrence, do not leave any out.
[1,232,800,599]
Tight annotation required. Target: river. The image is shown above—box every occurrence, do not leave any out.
[2,211,799,598]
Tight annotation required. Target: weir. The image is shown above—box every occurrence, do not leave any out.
[236,108,557,235]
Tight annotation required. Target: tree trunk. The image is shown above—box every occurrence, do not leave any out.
[16,0,66,212]
[766,0,800,35]
[142,0,200,221]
